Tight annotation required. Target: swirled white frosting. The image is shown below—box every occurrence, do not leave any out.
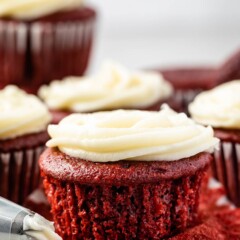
[47,105,219,162]
[0,0,84,20]
[39,62,173,112]
[23,213,62,240]
[0,86,51,140]
[189,80,240,129]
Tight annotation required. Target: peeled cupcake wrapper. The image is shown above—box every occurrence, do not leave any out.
[0,146,44,204]
[212,141,240,207]
[0,18,95,89]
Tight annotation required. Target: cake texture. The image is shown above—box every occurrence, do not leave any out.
[0,86,51,204]
[0,1,96,91]
[171,178,240,240]
[189,80,240,207]
[39,62,173,123]
[39,107,218,239]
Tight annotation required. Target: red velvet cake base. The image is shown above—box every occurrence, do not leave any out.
[212,135,240,207]
[0,7,96,92]
[42,172,205,240]
[0,131,48,204]
[40,149,211,239]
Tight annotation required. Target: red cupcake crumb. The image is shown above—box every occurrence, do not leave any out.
[171,180,240,240]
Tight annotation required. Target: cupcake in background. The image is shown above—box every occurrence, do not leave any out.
[189,80,240,207]
[39,61,173,123]
[0,0,96,91]
[39,106,218,239]
[156,48,240,114]
[0,85,51,204]
[160,67,220,113]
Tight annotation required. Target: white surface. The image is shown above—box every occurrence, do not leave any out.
[87,0,240,72]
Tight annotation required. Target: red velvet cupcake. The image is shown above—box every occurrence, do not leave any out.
[0,0,96,92]
[38,61,173,123]
[39,107,218,239]
[155,48,240,114]
[0,85,51,204]
[189,80,240,207]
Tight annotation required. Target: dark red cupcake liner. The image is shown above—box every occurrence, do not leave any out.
[42,168,206,240]
[168,89,201,114]
[30,18,95,88]
[0,21,27,87]
[212,141,240,207]
[0,9,96,92]
[0,146,44,204]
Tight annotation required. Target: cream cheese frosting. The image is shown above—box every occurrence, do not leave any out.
[39,62,173,112]
[0,86,51,140]
[0,0,83,20]
[23,213,62,240]
[189,80,240,129]
[47,105,219,162]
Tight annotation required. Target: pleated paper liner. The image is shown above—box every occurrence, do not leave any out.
[30,18,95,88]
[167,89,201,114]
[0,146,44,204]
[212,141,240,207]
[0,8,96,91]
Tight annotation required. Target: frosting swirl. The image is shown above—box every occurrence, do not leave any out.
[0,0,83,20]
[47,105,218,162]
[23,213,62,240]
[39,62,173,112]
[189,80,240,129]
[0,86,51,140]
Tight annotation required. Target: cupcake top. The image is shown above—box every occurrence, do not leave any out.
[47,105,218,162]
[39,62,173,112]
[0,0,84,20]
[189,80,240,129]
[0,86,51,140]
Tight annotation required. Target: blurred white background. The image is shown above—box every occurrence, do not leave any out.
[88,0,240,71]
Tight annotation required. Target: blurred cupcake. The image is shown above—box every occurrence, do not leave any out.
[39,106,218,239]
[159,67,221,114]
[0,0,96,91]
[189,80,240,206]
[39,61,173,123]
[157,48,240,114]
[0,86,51,204]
